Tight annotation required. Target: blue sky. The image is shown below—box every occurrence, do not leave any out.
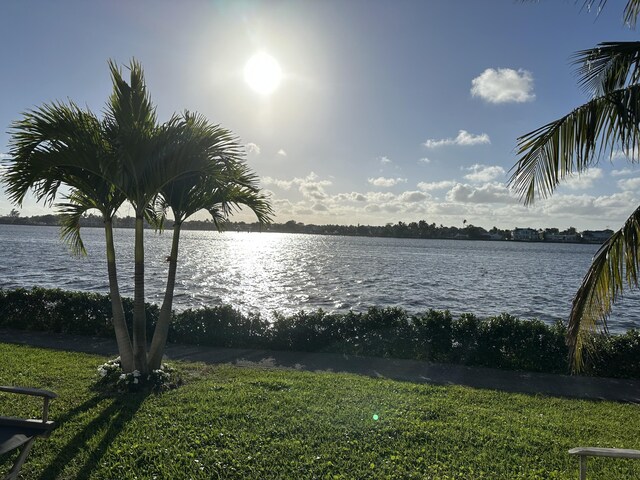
[1,0,638,230]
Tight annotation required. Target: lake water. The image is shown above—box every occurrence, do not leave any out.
[1,224,638,332]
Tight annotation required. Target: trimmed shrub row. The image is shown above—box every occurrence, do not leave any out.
[0,287,638,378]
[0,287,159,337]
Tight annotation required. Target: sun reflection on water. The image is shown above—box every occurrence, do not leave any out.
[180,232,330,317]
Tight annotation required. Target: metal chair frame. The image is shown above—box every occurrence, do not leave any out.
[0,386,57,480]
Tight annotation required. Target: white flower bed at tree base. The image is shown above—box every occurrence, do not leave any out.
[97,357,179,392]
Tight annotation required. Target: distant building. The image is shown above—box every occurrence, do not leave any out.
[511,228,541,241]
[544,232,580,243]
[582,229,614,244]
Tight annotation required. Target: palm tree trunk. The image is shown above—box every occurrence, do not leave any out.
[132,215,148,373]
[148,223,181,370]
[104,219,134,372]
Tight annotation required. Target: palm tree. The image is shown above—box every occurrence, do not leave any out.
[146,111,273,368]
[103,62,255,373]
[509,2,640,371]
[4,59,273,375]
[3,102,135,372]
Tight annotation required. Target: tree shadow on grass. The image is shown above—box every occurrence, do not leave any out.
[37,392,147,480]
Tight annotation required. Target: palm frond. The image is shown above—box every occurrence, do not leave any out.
[624,0,640,27]
[509,84,640,204]
[4,102,109,205]
[56,189,102,256]
[203,184,274,230]
[154,110,268,227]
[162,164,272,228]
[105,59,157,136]
[573,41,640,96]
[568,205,640,371]
[104,59,159,212]
[145,196,166,231]
[207,206,229,231]
[578,1,640,27]
[152,112,244,187]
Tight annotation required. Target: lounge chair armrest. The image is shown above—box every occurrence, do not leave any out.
[569,447,640,459]
[0,386,57,399]
[0,386,57,422]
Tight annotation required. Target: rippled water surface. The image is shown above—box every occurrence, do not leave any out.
[1,224,638,332]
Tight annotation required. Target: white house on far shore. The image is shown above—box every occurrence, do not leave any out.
[511,228,541,241]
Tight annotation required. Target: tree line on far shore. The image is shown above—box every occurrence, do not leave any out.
[0,210,610,244]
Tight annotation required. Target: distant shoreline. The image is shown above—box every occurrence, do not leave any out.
[0,215,610,245]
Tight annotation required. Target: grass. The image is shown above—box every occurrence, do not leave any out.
[1,343,639,479]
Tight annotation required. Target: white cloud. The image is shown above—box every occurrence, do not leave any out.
[277,149,287,156]
[417,180,457,191]
[423,130,490,148]
[300,183,329,200]
[334,192,368,203]
[612,168,634,177]
[364,204,381,213]
[463,164,506,183]
[245,142,261,155]
[618,176,640,191]
[446,183,517,204]
[563,168,603,190]
[271,198,294,215]
[398,191,429,203]
[610,150,640,161]
[311,203,328,212]
[418,157,431,164]
[297,173,332,200]
[541,193,623,217]
[262,176,294,190]
[541,192,638,220]
[294,207,314,216]
[593,191,637,210]
[471,68,535,104]
[368,177,407,187]
[382,204,402,213]
[262,172,332,200]
[353,193,366,202]
[364,191,397,202]
[379,156,392,164]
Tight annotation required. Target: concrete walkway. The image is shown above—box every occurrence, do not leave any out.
[2,328,640,403]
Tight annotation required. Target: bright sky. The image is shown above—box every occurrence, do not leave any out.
[1,1,638,230]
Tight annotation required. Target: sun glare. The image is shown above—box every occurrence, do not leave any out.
[244,52,282,95]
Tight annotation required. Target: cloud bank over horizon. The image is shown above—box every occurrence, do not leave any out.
[251,164,637,230]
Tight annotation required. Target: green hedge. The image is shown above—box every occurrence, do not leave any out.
[1,287,638,378]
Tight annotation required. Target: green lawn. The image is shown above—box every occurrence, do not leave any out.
[1,343,639,479]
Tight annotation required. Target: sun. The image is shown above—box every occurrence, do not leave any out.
[244,52,282,95]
